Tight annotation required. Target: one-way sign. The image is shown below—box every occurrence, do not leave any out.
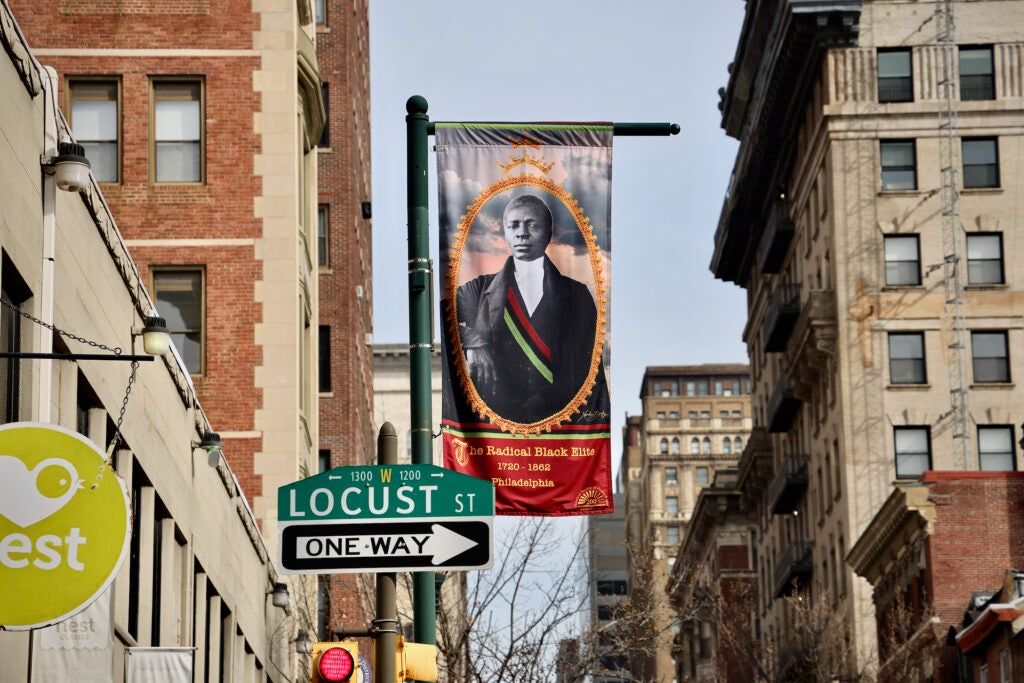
[277,464,494,574]
[281,519,491,573]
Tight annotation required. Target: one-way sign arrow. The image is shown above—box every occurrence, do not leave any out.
[279,519,492,574]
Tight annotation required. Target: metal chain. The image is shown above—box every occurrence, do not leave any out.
[106,360,139,457]
[0,296,122,355]
[0,299,141,456]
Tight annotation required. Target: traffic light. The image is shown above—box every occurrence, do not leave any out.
[395,636,438,682]
[311,642,359,683]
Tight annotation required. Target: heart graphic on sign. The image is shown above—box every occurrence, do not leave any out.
[0,456,83,528]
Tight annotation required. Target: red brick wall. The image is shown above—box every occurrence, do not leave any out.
[922,472,1024,630]
[11,0,266,506]
[316,0,374,632]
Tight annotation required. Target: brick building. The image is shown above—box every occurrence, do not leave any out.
[849,472,1024,681]
[620,365,752,681]
[10,0,343,640]
[0,4,292,677]
[314,0,375,637]
[711,0,1024,677]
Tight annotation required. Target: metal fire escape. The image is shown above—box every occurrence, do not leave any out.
[936,0,970,469]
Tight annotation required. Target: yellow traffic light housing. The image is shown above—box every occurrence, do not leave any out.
[311,642,359,682]
[396,636,438,682]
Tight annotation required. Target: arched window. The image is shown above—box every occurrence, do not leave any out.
[671,438,681,455]
[723,439,732,455]
[734,436,743,451]
[660,438,669,454]
[702,437,711,454]
[690,438,700,454]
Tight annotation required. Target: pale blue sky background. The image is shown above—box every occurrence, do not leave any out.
[369,1,749,488]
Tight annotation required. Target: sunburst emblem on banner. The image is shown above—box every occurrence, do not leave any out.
[446,134,608,436]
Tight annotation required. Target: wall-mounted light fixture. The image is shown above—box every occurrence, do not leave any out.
[133,310,172,357]
[41,139,91,193]
[270,582,291,610]
[293,629,312,655]
[193,430,223,468]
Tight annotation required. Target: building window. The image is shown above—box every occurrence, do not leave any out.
[670,438,680,455]
[967,233,1004,285]
[656,411,666,419]
[666,497,679,515]
[878,49,913,102]
[888,332,926,384]
[732,410,741,417]
[314,0,326,24]
[979,663,988,683]
[317,205,329,267]
[894,426,931,480]
[701,437,711,455]
[723,439,732,455]
[734,437,743,452]
[153,268,204,373]
[960,46,995,101]
[151,79,203,183]
[696,467,709,485]
[597,580,627,596]
[972,331,1010,383]
[690,438,700,455]
[978,426,1015,471]
[68,79,119,183]
[667,526,680,544]
[665,467,678,485]
[881,140,916,191]
[0,262,30,424]
[884,235,921,286]
[669,410,679,419]
[319,83,329,148]
[318,325,331,392]
[962,138,999,189]
[659,438,669,454]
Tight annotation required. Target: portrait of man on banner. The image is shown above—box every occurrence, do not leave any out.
[437,123,614,517]
[454,193,601,425]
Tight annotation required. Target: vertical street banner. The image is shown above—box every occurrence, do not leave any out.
[437,123,613,516]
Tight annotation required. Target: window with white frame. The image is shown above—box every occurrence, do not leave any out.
[894,426,930,479]
[665,467,678,485]
[967,233,1004,285]
[888,332,926,384]
[884,235,921,286]
[153,268,204,374]
[978,426,1015,471]
[972,331,1010,383]
[69,78,119,182]
[151,79,203,183]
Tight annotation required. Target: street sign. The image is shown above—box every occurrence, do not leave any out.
[278,464,494,574]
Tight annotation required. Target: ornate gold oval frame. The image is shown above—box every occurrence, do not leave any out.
[445,175,607,435]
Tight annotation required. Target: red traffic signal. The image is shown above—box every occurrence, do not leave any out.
[312,643,357,682]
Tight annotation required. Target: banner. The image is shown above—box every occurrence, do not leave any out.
[125,647,193,682]
[437,123,613,516]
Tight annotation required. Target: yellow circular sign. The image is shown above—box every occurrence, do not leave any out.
[0,422,130,629]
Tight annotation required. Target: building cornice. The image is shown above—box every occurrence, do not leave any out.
[712,0,862,285]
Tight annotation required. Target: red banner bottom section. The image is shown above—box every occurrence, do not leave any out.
[442,430,613,516]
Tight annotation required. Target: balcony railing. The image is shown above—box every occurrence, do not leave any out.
[773,540,813,598]
[766,375,801,433]
[769,453,809,514]
[757,200,795,274]
[763,283,801,352]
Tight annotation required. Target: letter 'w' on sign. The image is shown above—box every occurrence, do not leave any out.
[435,122,614,516]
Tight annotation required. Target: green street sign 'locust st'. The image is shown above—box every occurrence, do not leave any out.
[277,464,494,574]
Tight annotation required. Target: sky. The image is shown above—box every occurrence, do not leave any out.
[368,1,749,488]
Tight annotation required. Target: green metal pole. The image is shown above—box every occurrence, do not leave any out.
[375,423,398,683]
[405,95,436,651]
